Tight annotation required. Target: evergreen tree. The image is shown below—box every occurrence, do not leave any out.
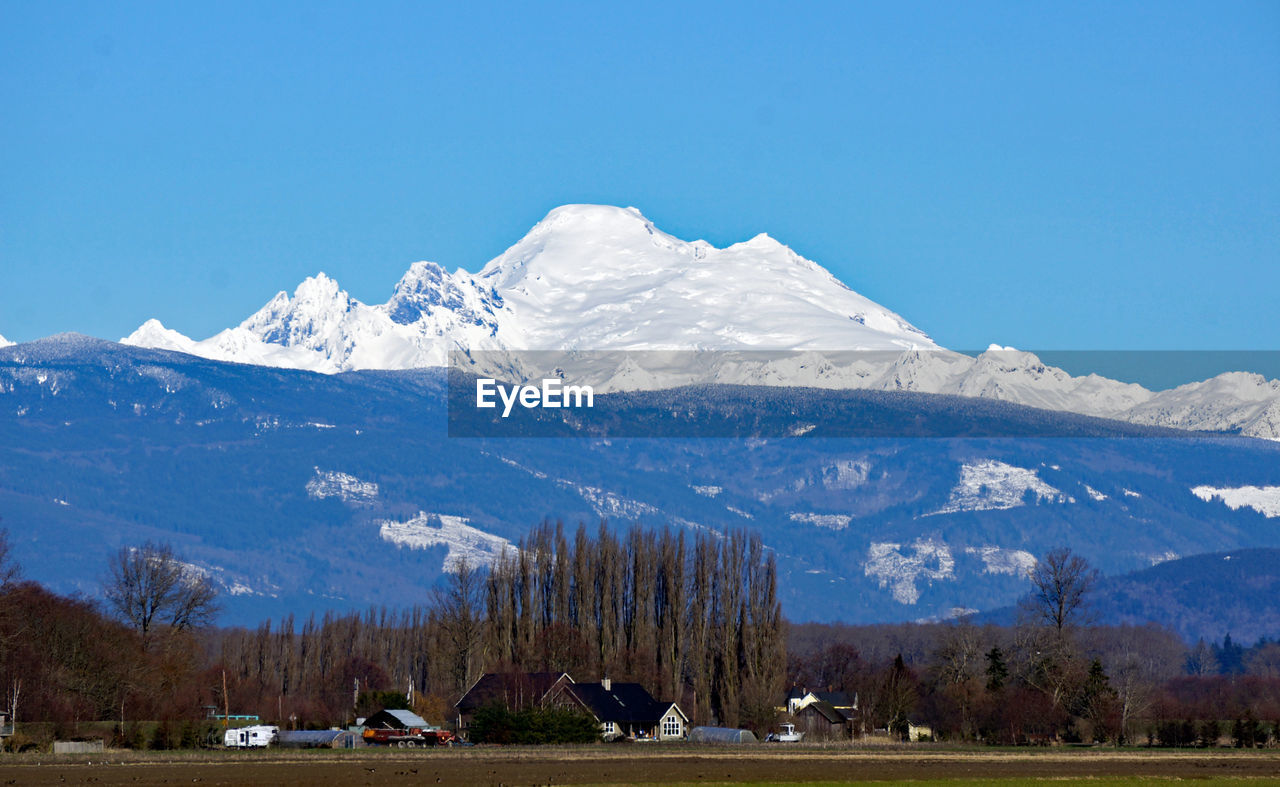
[985,646,1009,692]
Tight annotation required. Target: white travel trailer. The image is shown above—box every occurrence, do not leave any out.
[224,725,279,748]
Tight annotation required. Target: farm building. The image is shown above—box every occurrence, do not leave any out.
[793,699,849,741]
[688,726,757,744]
[277,729,363,749]
[364,708,431,731]
[784,687,857,717]
[455,672,687,742]
[549,678,688,741]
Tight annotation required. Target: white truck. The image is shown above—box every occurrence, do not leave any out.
[224,725,279,748]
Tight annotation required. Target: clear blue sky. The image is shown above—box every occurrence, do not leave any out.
[2,1,1277,349]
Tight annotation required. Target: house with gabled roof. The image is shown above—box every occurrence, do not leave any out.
[550,677,688,741]
[784,686,856,716]
[454,671,573,735]
[794,699,849,740]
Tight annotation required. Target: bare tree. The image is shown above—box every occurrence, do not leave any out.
[102,542,219,643]
[1023,547,1098,634]
[433,557,486,696]
[0,528,20,589]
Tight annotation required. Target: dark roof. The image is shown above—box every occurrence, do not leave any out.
[456,672,571,713]
[364,709,429,730]
[563,682,678,725]
[814,690,852,708]
[797,700,846,725]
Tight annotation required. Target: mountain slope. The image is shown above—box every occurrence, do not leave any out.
[981,549,1280,643]
[1091,549,1280,644]
[4,337,1279,627]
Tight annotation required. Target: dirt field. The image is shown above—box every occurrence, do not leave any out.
[0,745,1278,786]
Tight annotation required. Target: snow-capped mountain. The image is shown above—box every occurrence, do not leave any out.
[120,204,1280,438]
[848,347,1280,440]
[126,267,506,373]
[0,334,12,348]
[473,205,931,351]
[124,205,933,372]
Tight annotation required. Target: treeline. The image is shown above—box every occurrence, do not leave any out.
[5,526,1280,750]
[788,621,1280,745]
[780,548,1280,746]
[219,522,784,730]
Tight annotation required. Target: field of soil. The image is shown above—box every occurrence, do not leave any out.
[0,745,1278,785]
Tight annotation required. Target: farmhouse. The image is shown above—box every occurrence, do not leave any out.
[455,672,687,741]
[550,678,688,741]
[784,687,856,716]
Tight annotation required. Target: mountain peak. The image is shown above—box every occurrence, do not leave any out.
[126,205,936,364]
[122,319,196,353]
[535,203,651,229]
[290,272,346,305]
[0,333,12,348]
[386,260,503,329]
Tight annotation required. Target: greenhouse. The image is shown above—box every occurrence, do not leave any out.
[687,726,757,744]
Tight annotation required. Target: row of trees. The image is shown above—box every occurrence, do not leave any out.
[787,549,1280,745]
[479,522,784,728]
[218,522,785,730]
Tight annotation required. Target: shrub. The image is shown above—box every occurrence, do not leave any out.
[469,703,600,744]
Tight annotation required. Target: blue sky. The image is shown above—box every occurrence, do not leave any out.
[2,1,1277,349]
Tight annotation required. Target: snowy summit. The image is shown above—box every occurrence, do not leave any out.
[118,204,1280,439]
[123,205,934,372]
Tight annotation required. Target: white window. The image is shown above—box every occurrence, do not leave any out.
[662,715,681,737]
[602,721,616,736]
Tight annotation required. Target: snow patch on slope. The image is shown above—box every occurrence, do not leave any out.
[964,546,1036,577]
[789,513,852,530]
[934,460,1066,515]
[378,512,512,571]
[864,538,955,604]
[306,468,379,505]
[564,482,659,519]
[821,459,871,490]
[1192,485,1280,518]
[167,555,280,598]
[0,334,13,348]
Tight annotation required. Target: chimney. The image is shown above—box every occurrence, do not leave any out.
[602,677,611,692]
